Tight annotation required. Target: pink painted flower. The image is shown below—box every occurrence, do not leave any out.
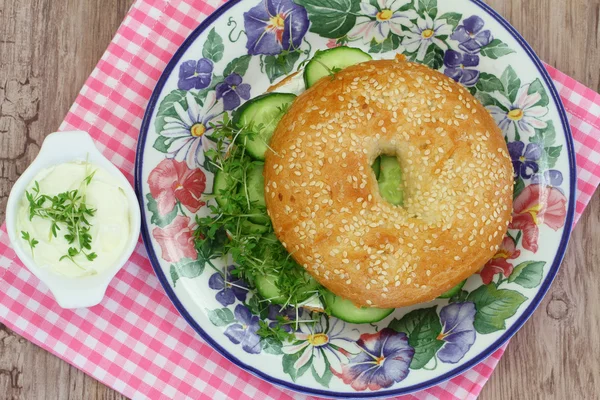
[326,39,340,48]
[148,158,206,215]
[152,215,197,263]
[510,184,568,252]
[480,236,521,284]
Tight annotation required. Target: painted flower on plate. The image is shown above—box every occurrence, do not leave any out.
[224,305,262,354]
[402,14,452,61]
[334,328,414,391]
[326,39,341,49]
[531,170,564,191]
[510,184,568,252]
[215,73,251,111]
[487,84,548,138]
[282,316,361,378]
[208,265,248,306]
[177,58,213,90]
[148,158,206,215]
[152,215,197,263]
[159,91,220,168]
[437,302,476,363]
[508,141,542,179]
[347,0,418,44]
[480,236,521,285]
[268,305,302,332]
[444,50,480,87]
[450,15,492,53]
[243,0,309,55]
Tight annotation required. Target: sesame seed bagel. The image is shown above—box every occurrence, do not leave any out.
[264,57,513,308]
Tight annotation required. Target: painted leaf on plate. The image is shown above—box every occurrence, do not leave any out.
[480,38,515,60]
[501,65,521,104]
[146,193,178,228]
[295,0,360,39]
[208,307,236,326]
[203,28,224,63]
[388,306,443,369]
[438,12,462,29]
[154,89,188,136]
[528,78,550,107]
[264,51,301,83]
[282,351,312,381]
[223,55,252,77]
[261,337,284,355]
[476,72,504,93]
[509,261,546,288]
[418,0,438,19]
[170,257,205,286]
[531,120,557,147]
[467,284,527,334]
[369,35,402,54]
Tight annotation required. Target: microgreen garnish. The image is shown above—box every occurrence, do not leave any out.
[21,231,38,255]
[24,164,98,267]
[196,114,323,339]
[256,319,295,343]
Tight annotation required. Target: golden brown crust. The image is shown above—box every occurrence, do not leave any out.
[264,58,513,308]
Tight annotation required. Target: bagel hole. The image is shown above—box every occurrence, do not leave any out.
[372,154,404,206]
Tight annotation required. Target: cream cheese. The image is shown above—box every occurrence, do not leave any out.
[16,161,130,277]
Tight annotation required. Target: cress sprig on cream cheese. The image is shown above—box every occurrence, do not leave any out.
[22,164,98,268]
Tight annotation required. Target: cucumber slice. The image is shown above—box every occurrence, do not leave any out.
[213,169,234,208]
[246,163,270,225]
[256,274,286,304]
[304,46,372,88]
[378,155,404,206]
[323,291,394,324]
[233,93,296,160]
[372,156,381,179]
[438,279,467,299]
[241,220,269,235]
[256,272,320,305]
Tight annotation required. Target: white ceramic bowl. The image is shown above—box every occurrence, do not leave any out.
[5,131,141,309]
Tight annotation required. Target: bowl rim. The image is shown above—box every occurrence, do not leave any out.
[6,130,141,309]
[134,0,577,396]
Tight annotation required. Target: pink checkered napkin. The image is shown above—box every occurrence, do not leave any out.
[0,0,597,398]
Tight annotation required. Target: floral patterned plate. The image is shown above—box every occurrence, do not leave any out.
[134,0,576,396]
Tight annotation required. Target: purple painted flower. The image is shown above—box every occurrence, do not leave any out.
[508,141,542,179]
[531,170,564,191]
[437,302,476,364]
[334,328,414,391]
[444,50,480,87]
[267,305,302,332]
[450,15,493,53]
[215,74,251,111]
[243,0,309,55]
[178,58,213,90]
[208,265,248,306]
[224,305,262,354]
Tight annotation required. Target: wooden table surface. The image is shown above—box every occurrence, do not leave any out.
[1,0,599,399]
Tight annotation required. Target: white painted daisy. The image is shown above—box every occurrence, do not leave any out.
[347,0,418,44]
[402,14,452,61]
[487,84,549,137]
[281,317,361,378]
[160,91,221,168]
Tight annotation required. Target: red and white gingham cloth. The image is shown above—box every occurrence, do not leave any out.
[0,0,598,399]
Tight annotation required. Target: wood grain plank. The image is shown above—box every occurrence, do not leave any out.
[0,0,598,399]
[0,0,133,399]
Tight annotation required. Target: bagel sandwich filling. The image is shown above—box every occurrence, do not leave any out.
[195,48,513,331]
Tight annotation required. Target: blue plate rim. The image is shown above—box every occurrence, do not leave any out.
[134,0,577,397]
